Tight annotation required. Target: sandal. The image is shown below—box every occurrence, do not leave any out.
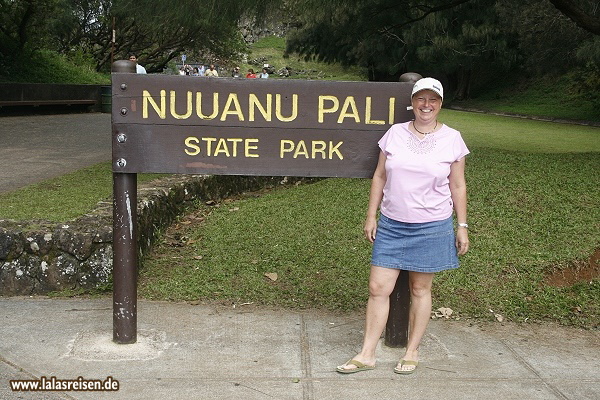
[336,359,375,374]
[393,359,418,375]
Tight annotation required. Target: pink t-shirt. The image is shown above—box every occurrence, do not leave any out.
[378,122,470,223]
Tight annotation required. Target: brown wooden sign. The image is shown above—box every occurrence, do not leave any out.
[112,74,413,178]
[110,61,416,345]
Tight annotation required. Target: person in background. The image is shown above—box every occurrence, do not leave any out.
[192,67,200,76]
[205,64,219,77]
[246,68,257,78]
[128,53,147,74]
[260,67,269,78]
[232,66,242,77]
[336,77,470,376]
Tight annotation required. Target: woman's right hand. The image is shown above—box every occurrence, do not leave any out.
[364,216,378,243]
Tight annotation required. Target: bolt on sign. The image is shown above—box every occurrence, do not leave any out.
[112,74,413,178]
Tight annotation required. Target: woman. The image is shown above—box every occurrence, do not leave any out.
[246,69,257,79]
[336,77,470,375]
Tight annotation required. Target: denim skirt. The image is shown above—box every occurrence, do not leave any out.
[371,214,459,273]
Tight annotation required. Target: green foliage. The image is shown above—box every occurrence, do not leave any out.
[452,72,600,122]
[0,0,280,74]
[0,0,59,55]
[286,0,421,80]
[569,62,600,108]
[495,0,597,75]
[285,0,600,101]
[244,36,367,81]
[0,48,109,84]
[0,0,64,78]
[409,1,516,70]
[69,0,278,72]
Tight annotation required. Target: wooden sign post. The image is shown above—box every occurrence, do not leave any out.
[111,60,412,346]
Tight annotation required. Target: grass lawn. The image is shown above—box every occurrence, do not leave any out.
[440,110,600,153]
[0,163,164,222]
[139,110,600,329]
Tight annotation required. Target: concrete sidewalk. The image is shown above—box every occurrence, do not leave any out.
[0,296,598,400]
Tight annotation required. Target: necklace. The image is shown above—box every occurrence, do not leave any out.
[412,121,438,135]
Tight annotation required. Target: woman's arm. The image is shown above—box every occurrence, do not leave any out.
[364,151,387,242]
[449,157,469,255]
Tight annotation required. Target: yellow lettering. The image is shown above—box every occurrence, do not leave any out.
[389,97,396,124]
[170,90,192,119]
[228,138,243,157]
[312,141,327,159]
[196,92,219,120]
[365,97,385,125]
[280,140,295,158]
[249,94,272,122]
[318,95,339,123]
[214,138,230,157]
[202,137,216,156]
[143,90,166,119]
[275,94,298,122]
[245,139,259,157]
[184,137,201,156]
[185,137,256,157]
[337,96,360,124]
[280,139,344,160]
[293,140,309,158]
[329,141,344,160]
[220,93,244,121]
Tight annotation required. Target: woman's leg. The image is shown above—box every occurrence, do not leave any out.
[338,265,399,371]
[396,271,435,372]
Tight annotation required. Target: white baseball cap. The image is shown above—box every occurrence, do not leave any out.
[411,77,444,101]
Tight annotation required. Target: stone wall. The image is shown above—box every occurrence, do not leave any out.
[0,175,305,295]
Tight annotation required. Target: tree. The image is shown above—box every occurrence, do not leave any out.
[1,0,277,74]
[104,0,272,72]
[496,0,597,74]
[548,0,600,35]
[0,0,59,56]
[286,0,517,97]
[285,0,598,99]
[404,0,518,99]
[286,1,454,80]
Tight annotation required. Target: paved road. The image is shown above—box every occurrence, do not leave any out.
[0,113,111,193]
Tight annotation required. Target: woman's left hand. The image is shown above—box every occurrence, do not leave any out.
[456,228,469,255]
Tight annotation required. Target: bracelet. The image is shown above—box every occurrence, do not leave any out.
[457,223,468,229]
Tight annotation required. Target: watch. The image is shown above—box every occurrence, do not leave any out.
[458,223,469,229]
